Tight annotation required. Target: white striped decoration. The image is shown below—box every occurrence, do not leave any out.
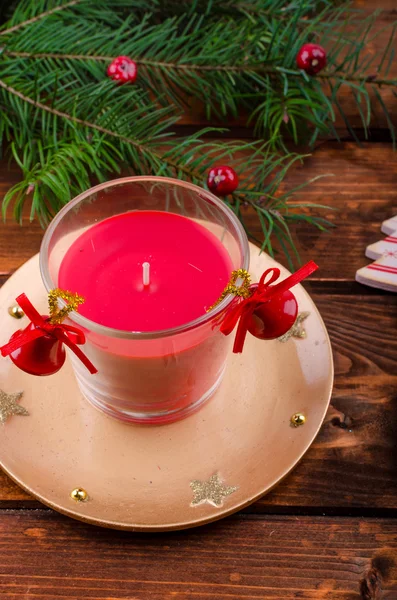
[356,217,397,292]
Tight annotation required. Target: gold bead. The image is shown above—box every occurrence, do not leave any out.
[291,413,306,427]
[70,487,88,502]
[8,305,24,319]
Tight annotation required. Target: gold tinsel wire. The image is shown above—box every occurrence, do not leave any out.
[207,269,251,312]
[48,288,85,324]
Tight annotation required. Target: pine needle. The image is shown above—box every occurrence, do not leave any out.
[0,0,395,265]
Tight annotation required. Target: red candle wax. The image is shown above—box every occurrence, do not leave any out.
[58,211,232,331]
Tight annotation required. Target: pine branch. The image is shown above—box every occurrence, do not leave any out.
[111,0,343,24]
[0,78,153,156]
[0,0,82,37]
[4,0,393,265]
[3,4,395,144]
[0,72,311,204]
[6,51,397,86]
[0,71,329,265]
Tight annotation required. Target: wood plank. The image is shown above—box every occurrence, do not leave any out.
[0,511,396,599]
[177,1,397,132]
[0,160,42,274]
[249,141,397,280]
[259,292,397,512]
[1,141,396,281]
[336,1,397,133]
[0,293,395,511]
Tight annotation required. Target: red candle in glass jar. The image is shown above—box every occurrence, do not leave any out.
[40,177,249,424]
[58,211,232,331]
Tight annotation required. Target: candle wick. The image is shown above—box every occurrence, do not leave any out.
[142,262,150,287]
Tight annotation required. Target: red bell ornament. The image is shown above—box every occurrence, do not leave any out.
[9,321,66,376]
[216,261,319,353]
[0,291,97,377]
[247,289,298,340]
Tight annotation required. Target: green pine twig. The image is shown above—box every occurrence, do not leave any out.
[5,51,397,87]
[0,0,82,37]
[4,0,391,265]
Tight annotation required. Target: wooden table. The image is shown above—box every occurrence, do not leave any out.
[1,4,397,600]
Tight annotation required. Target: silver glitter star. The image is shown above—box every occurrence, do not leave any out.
[0,389,29,424]
[190,473,237,507]
[277,311,310,343]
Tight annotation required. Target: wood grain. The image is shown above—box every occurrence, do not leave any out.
[0,4,396,599]
[244,140,397,280]
[0,511,395,599]
[261,293,397,512]
[274,141,397,281]
[177,1,397,133]
[1,141,396,280]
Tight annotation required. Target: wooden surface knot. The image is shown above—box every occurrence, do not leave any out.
[360,567,383,600]
[360,555,395,600]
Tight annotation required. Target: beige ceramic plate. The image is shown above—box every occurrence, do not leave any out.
[0,247,333,531]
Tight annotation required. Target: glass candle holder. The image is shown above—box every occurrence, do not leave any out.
[40,177,249,424]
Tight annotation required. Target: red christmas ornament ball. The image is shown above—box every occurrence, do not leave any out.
[247,289,298,340]
[296,43,326,75]
[9,321,66,376]
[107,56,137,83]
[207,166,239,196]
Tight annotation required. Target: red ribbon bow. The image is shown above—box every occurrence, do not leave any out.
[0,294,97,374]
[220,260,318,353]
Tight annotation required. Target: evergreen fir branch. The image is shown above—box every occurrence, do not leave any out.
[3,4,395,143]
[0,72,328,264]
[3,138,116,223]
[6,51,397,86]
[2,0,394,266]
[113,0,345,25]
[0,0,82,36]
[0,79,162,156]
